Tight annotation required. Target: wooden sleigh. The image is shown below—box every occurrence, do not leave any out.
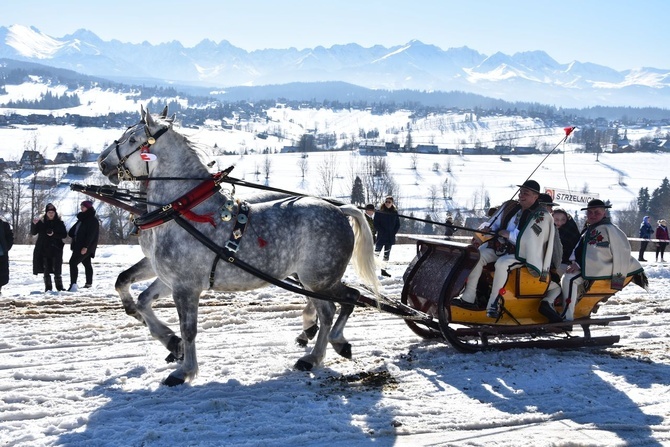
[400,238,633,352]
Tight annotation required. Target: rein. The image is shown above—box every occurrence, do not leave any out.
[172,213,434,321]
[71,165,235,229]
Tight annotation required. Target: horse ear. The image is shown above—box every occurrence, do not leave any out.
[140,105,147,123]
[145,108,156,128]
[167,113,176,124]
[160,105,168,119]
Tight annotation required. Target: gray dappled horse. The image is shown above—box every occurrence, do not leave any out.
[98,106,379,386]
[115,189,323,347]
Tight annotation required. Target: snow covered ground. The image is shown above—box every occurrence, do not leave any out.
[1,243,669,446]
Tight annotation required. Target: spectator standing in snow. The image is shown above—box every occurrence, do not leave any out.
[373,196,400,277]
[638,216,653,261]
[31,203,67,291]
[364,204,376,242]
[67,201,100,291]
[0,216,13,296]
[656,219,668,262]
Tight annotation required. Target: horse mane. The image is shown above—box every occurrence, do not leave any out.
[156,117,216,171]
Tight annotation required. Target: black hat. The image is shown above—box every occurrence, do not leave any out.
[516,180,541,194]
[538,193,557,206]
[45,203,56,212]
[581,199,611,210]
[365,204,375,211]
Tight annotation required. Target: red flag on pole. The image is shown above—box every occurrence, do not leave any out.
[564,126,575,136]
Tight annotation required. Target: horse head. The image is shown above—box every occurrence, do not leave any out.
[98,105,174,183]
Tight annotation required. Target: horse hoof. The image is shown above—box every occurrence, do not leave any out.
[295,336,308,347]
[334,343,352,359]
[162,375,185,387]
[294,359,313,371]
[304,324,319,340]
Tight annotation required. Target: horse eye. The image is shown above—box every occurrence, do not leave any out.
[129,136,136,144]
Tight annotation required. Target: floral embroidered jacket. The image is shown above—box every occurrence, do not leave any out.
[577,218,644,290]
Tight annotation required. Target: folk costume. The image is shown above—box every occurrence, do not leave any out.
[561,207,645,321]
[460,195,555,316]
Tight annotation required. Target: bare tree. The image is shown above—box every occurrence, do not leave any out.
[1,168,29,243]
[98,202,133,244]
[428,185,439,212]
[615,200,640,237]
[410,153,418,170]
[361,156,398,205]
[442,177,456,200]
[297,154,309,178]
[316,153,338,197]
[263,155,272,181]
[23,133,49,220]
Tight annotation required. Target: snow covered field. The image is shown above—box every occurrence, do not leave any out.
[1,244,669,446]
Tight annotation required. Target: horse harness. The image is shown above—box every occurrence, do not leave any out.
[114,122,169,181]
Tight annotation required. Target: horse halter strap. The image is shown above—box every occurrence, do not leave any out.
[115,123,169,181]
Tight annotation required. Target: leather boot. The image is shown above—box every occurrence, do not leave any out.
[54,276,64,291]
[538,300,563,323]
[44,275,53,292]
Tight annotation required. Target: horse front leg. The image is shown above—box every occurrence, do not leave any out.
[294,298,335,371]
[115,257,160,323]
[134,279,183,362]
[162,286,201,387]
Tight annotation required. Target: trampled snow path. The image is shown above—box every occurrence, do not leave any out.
[1,244,669,446]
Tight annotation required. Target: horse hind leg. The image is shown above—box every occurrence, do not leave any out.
[296,300,319,347]
[329,300,357,359]
[328,286,359,359]
[294,298,336,371]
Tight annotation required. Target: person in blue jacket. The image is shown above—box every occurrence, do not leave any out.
[638,216,653,262]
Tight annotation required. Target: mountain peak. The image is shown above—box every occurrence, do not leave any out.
[1,24,669,108]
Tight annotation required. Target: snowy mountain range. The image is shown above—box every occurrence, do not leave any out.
[2,24,670,109]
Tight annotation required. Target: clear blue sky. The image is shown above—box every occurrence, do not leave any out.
[3,0,669,71]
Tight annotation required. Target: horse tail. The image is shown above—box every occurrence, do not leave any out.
[632,271,649,290]
[340,205,380,296]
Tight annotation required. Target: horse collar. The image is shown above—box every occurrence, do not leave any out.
[133,170,232,230]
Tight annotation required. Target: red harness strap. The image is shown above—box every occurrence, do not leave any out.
[136,170,231,230]
[170,177,219,226]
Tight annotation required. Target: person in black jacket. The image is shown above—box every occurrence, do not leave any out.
[364,204,376,242]
[67,201,100,291]
[31,203,68,291]
[551,208,581,276]
[0,216,13,296]
[373,196,400,277]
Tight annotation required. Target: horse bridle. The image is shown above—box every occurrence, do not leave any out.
[114,122,169,181]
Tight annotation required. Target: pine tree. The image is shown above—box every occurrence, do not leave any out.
[648,177,670,220]
[351,176,365,206]
[637,187,651,217]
